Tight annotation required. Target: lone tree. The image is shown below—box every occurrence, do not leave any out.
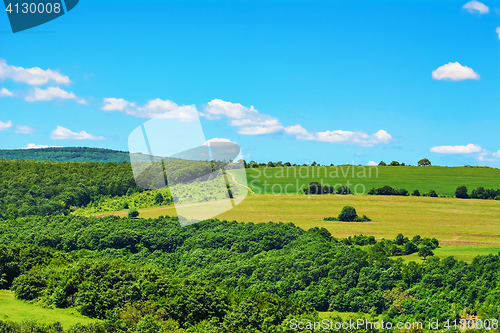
[154,192,164,204]
[455,186,469,199]
[418,246,434,260]
[128,209,139,218]
[338,206,358,222]
[418,158,431,166]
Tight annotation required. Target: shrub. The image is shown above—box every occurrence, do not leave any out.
[338,206,357,222]
[418,158,431,166]
[378,161,387,166]
[323,217,338,221]
[455,186,469,199]
[154,192,164,204]
[428,190,438,197]
[411,190,420,196]
[390,161,400,166]
[128,209,139,218]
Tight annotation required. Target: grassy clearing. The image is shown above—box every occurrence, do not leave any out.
[0,290,95,329]
[102,194,500,249]
[391,245,500,263]
[245,166,500,196]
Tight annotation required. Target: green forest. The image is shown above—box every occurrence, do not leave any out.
[0,150,499,332]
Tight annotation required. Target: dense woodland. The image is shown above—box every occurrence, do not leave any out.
[0,151,499,332]
[0,216,499,332]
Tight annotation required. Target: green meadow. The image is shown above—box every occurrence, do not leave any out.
[244,165,500,196]
[0,290,95,329]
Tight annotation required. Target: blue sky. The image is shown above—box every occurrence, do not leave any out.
[0,0,499,166]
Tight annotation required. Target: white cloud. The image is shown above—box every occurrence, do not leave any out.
[432,62,480,81]
[367,161,378,166]
[493,150,500,158]
[25,87,86,104]
[22,143,62,149]
[102,98,136,111]
[0,88,13,97]
[102,97,198,122]
[496,27,500,39]
[0,120,13,131]
[201,99,394,146]
[50,126,105,140]
[285,125,393,146]
[430,143,482,154]
[0,59,70,85]
[203,137,236,146]
[15,125,36,134]
[463,0,489,13]
[202,99,284,135]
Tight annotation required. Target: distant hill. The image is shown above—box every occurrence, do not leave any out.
[0,147,163,163]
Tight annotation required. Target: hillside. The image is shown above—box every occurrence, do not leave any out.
[0,147,164,163]
[245,165,500,197]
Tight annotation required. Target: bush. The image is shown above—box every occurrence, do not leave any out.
[411,190,420,196]
[378,161,387,166]
[455,186,469,199]
[154,192,164,204]
[418,158,431,166]
[128,209,139,218]
[338,206,357,222]
[428,190,438,197]
[323,217,338,221]
[390,161,400,166]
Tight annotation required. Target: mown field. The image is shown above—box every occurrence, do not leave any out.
[0,290,95,329]
[242,166,500,196]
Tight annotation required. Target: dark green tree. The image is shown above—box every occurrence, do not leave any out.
[378,161,387,166]
[455,186,469,199]
[135,315,163,333]
[128,209,139,218]
[411,189,420,196]
[338,206,357,222]
[418,246,434,260]
[154,192,164,204]
[418,158,431,166]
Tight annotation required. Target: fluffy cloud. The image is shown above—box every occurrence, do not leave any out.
[102,97,198,122]
[430,143,482,154]
[22,144,62,149]
[202,99,283,135]
[0,88,13,97]
[493,150,500,158]
[496,27,500,39]
[50,126,105,140]
[203,137,236,146]
[285,125,393,146]
[0,59,70,85]
[0,120,13,131]
[367,161,378,166]
[15,125,36,134]
[463,0,489,13]
[432,62,480,81]
[25,87,86,104]
[201,99,394,146]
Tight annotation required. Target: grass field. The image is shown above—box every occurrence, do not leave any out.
[96,193,500,261]
[243,166,500,196]
[0,290,95,328]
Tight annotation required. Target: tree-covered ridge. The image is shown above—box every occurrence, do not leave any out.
[0,159,139,218]
[0,147,132,163]
[1,215,499,330]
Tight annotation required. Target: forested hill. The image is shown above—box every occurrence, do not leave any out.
[0,147,162,163]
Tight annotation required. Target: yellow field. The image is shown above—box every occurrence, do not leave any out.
[98,194,500,248]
